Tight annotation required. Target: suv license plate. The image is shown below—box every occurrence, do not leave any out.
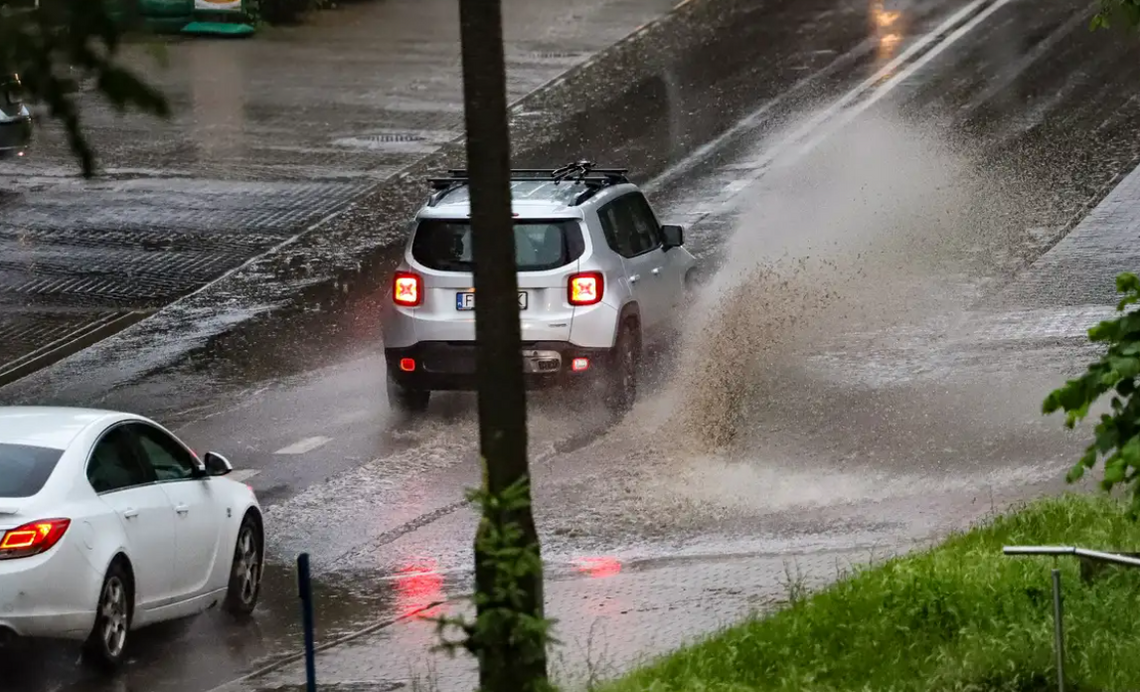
[456,291,528,311]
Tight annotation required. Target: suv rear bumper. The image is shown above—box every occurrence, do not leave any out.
[385,341,615,391]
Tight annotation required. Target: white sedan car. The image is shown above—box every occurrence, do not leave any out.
[0,407,264,670]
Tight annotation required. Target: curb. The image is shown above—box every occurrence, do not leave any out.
[204,600,446,692]
[0,309,152,388]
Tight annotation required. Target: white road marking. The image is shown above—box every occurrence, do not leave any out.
[707,0,1016,216]
[644,0,1010,203]
[228,469,262,482]
[792,0,1017,160]
[274,436,332,455]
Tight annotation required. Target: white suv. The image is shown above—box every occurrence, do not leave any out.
[380,162,698,415]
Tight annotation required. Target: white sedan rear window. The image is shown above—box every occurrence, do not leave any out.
[0,443,63,498]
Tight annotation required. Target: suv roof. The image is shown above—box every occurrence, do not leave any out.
[421,161,634,219]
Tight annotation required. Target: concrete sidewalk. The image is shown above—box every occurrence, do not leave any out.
[0,0,677,380]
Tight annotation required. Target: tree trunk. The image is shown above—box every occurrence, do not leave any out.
[457,0,549,690]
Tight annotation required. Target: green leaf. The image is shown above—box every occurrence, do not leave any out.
[1106,456,1127,486]
[1121,436,1140,468]
[1067,461,1086,483]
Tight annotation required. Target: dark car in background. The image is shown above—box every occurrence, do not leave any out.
[0,74,32,159]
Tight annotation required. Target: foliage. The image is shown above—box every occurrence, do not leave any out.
[602,494,1140,692]
[432,476,557,692]
[1092,0,1140,30]
[0,0,169,177]
[1043,273,1140,517]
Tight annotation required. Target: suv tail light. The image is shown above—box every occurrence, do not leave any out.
[394,271,423,307]
[568,272,603,306]
[0,519,71,560]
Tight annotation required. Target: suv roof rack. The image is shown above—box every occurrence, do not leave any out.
[426,160,630,207]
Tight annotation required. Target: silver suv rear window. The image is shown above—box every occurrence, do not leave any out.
[0,443,63,498]
[412,219,585,272]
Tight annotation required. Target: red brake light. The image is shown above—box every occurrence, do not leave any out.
[0,518,70,560]
[400,358,416,372]
[394,272,423,307]
[568,272,603,306]
[572,357,589,371]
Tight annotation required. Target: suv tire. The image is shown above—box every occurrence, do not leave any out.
[387,378,430,413]
[604,323,638,414]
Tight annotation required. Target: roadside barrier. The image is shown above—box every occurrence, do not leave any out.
[1002,545,1140,692]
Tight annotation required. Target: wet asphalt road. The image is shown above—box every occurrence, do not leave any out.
[0,0,677,380]
[8,0,1140,689]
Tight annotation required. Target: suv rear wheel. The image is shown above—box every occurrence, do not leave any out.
[387,378,430,413]
[604,323,638,414]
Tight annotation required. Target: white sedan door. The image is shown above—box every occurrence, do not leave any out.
[87,426,178,608]
[127,423,225,599]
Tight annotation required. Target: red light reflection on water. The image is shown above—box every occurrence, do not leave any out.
[571,556,622,578]
[393,558,445,619]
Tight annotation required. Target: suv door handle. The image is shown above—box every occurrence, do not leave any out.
[651,267,661,276]
[122,508,139,519]
[629,274,640,283]
[175,504,190,515]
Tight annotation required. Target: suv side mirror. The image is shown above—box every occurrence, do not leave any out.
[203,452,234,477]
[661,224,684,249]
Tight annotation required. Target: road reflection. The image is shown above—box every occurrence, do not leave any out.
[572,556,623,579]
[871,0,909,67]
[392,557,447,620]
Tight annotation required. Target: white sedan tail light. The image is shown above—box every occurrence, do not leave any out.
[0,518,70,560]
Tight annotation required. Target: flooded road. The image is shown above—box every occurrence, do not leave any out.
[6,0,1140,689]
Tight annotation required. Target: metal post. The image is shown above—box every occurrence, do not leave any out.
[1051,568,1065,692]
[458,0,549,689]
[297,552,317,692]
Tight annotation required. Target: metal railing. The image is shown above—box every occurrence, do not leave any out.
[1003,545,1140,692]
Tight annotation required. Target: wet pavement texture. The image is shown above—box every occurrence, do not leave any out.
[0,0,900,410]
[8,0,1140,689]
[0,0,677,380]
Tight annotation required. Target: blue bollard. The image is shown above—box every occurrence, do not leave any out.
[297,553,317,692]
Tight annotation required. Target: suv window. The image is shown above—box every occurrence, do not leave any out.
[599,194,662,258]
[625,194,662,254]
[88,427,150,493]
[412,219,585,272]
[129,424,197,482]
[598,202,636,257]
[0,443,63,498]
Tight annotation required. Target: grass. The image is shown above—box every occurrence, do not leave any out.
[600,494,1140,692]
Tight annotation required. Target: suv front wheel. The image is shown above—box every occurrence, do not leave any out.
[604,323,638,414]
[387,378,430,414]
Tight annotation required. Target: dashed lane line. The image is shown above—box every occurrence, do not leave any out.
[273,436,332,455]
